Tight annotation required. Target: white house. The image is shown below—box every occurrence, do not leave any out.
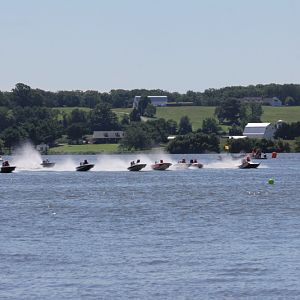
[92,131,124,143]
[243,123,276,139]
[133,96,168,108]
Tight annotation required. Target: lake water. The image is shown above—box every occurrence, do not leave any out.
[1,152,300,299]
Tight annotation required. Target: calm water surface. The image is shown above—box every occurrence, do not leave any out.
[0,153,300,299]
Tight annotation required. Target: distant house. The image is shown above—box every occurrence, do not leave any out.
[263,97,282,106]
[243,123,276,139]
[92,131,124,144]
[133,96,168,108]
[239,96,282,106]
[240,96,263,102]
[36,143,49,154]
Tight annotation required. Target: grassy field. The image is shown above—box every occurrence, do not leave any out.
[112,107,216,130]
[112,106,300,129]
[261,106,300,123]
[53,105,300,130]
[49,143,120,154]
[53,107,91,120]
[156,106,216,130]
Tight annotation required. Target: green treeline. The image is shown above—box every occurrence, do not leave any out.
[1,82,300,108]
[0,83,300,154]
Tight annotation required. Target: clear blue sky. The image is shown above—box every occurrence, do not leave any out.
[0,0,299,93]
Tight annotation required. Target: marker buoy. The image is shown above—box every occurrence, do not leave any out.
[268,178,274,185]
[272,152,277,158]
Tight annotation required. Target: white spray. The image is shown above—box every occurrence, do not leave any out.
[11,142,43,170]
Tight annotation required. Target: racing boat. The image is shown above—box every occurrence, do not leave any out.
[238,162,260,169]
[41,159,55,168]
[1,161,16,173]
[189,159,203,169]
[174,159,190,169]
[151,160,172,171]
[76,160,94,171]
[128,160,146,171]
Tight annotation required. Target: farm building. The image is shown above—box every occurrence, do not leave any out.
[133,96,168,108]
[243,123,276,139]
[92,131,124,143]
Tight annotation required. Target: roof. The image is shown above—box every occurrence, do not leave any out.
[228,136,247,139]
[93,131,124,139]
[148,96,167,98]
[245,123,271,128]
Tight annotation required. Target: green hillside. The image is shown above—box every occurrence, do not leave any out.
[54,105,300,130]
[261,106,300,123]
[113,107,216,130]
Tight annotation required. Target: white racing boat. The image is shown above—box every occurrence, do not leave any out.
[189,159,203,169]
[174,159,190,169]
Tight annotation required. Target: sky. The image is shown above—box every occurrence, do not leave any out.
[0,0,300,93]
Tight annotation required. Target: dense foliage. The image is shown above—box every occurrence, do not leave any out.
[120,118,177,151]
[215,98,263,126]
[167,133,220,154]
[2,82,300,109]
[274,122,300,140]
[226,138,291,153]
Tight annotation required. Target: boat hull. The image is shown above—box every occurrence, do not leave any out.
[190,163,203,169]
[76,164,94,171]
[174,163,191,169]
[1,166,16,173]
[41,162,55,168]
[151,163,172,170]
[127,164,146,171]
[239,162,260,169]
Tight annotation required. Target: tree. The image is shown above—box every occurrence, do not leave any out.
[137,95,151,115]
[144,103,156,117]
[90,103,120,131]
[285,96,295,106]
[228,124,243,136]
[120,125,152,150]
[178,116,192,135]
[275,122,300,140]
[12,83,32,107]
[295,137,300,152]
[67,123,86,143]
[166,119,178,135]
[121,114,130,126]
[215,98,241,125]
[201,118,221,135]
[1,127,28,149]
[240,102,262,124]
[129,108,141,122]
[167,133,220,153]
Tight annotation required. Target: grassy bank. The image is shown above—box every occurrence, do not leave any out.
[49,144,120,154]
